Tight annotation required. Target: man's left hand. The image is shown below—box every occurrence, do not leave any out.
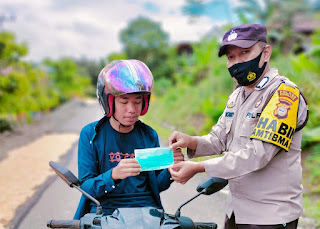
[173,148,184,164]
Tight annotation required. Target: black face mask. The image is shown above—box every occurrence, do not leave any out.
[228,50,267,86]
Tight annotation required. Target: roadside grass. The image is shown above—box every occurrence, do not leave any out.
[140,116,173,146]
[302,144,320,227]
[303,197,320,228]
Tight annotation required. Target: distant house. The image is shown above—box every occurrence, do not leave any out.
[292,13,320,53]
[268,13,320,54]
[177,43,193,56]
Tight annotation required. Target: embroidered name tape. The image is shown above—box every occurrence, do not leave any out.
[135,147,174,171]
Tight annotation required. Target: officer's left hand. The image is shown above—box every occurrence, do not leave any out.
[169,161,204,184]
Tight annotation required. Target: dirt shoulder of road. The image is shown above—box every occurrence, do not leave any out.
[0,133,79,229]
[0,98,94,229]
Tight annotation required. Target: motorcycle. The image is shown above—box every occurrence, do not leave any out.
[47,161,228,229]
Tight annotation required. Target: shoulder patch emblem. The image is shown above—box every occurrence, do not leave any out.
[251,83,300,151]
[273,90,298,119]
[278,89,298,102]
[274,99,291,119]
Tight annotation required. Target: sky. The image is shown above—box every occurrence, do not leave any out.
[0,0,239,62]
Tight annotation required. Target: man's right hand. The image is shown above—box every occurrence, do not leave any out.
[168,131,197,151]
[111,158,141,181]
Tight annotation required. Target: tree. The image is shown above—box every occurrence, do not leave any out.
[182,0,233,23]
[182,0,205,22]
[75,58,106,87]
[236,0,313,54]
[43,58,92,101]
[120,17,174,85]
[235,0,277,24]
[0,31,27,66]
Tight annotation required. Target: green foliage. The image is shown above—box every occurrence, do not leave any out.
[75,58,106,90]
[181,0,205,21]
[43,58,92,102]
[174,39,221,85]
[312,29,320,45]
[0,64,58,113]
[234,0,314,54]
[120,17,169,53]
[145,37,234,135]
[153,78,172,96]
[303,144,320,226]
[0,61,62,131]
[0,31,27,65]
[0,118,11,132]
[236,0,277,24]
[272,50,320,147]
[303,197,320,227]
[0,31,93,132]
[120,17,174,85]
[107,52,127,62]
[305,143,320,192]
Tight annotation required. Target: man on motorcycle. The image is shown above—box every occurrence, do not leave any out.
[74,59,176,219]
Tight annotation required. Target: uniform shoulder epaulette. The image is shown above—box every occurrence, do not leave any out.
[283,78,297,89]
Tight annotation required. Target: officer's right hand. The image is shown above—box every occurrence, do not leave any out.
[111,159,141,181]
[168,131,197,151]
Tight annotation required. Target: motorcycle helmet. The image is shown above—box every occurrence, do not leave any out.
[97,59,154,117]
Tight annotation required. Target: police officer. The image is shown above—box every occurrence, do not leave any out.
[168,24,308,229]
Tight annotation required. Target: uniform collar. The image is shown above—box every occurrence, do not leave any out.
[254,68,279,90]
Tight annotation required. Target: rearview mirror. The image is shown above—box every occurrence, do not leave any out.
[196,177,228,195]
[49,161,81,187]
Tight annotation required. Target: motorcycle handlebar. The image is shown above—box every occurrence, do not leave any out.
[47,220,80,228]
[46,219,217,229]
[194,222,218,229]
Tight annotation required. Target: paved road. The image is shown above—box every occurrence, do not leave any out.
[13,99,228,229]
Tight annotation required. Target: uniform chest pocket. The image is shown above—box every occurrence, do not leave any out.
[240,119,258,138]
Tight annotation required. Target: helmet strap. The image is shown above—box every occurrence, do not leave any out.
[112,115,132,128]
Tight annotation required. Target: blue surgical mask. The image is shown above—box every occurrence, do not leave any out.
[135,147,173,171]
[228,50,267,86]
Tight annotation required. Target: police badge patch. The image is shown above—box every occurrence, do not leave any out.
[274,89,298,119]
[274,99,291,119]
[251,83,300,151]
